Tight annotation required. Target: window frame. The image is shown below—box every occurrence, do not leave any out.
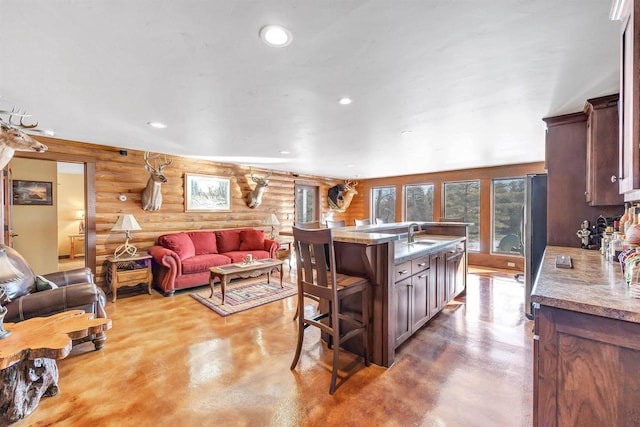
[442,179,481,252]
[403,182,435,222]
[371,185,397,224]
[490,176,525,257]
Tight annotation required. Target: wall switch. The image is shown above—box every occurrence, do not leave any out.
[507,262,516,267]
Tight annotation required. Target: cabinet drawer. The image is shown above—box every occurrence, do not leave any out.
[412,256,430,273]
[117,268,149,282]
[394,261,412,282]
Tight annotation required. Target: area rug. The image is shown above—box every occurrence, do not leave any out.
[190,278,297,317]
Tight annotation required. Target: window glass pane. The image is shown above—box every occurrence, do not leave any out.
[492,178,525,255]
[444,181,480,251]
[372,186,396,223]
[405,184,434,221]
[295,185,318,223]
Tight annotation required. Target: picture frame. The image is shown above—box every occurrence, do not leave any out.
[184,173,231,212]
[12,180,53,205]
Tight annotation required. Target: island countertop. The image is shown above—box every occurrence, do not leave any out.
[531,245,640,323]
[331,221,469,245]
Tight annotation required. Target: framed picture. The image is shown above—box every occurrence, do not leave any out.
[185,173,231,212]
[12,180,53,205]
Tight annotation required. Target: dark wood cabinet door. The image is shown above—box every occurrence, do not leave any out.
[535,305,640,426]
[411,269,429,331]
[585,94,623,206]
[394,277,412,347]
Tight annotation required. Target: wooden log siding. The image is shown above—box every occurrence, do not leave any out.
[10,136,353,288]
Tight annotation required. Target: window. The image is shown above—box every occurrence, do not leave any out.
[371,186,396,223]
[405,184,434,221]
[295,184,318,224]
[492,178,525,255]
[443,180,480,251]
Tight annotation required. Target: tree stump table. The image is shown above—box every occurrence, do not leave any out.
[0,310,112,425]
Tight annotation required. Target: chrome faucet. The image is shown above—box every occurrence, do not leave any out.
[408,223,420,244]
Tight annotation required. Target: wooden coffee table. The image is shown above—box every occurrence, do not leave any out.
[209,258,284,304]
[0,310,112,424]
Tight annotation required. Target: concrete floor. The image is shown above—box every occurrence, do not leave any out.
[13,268,533,426]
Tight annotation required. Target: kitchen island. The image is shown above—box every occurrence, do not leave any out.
[531,246,640,426]
[329,221,468,367]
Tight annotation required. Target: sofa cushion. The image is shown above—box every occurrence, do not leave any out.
[239,229,265,251]
[224,250,270,263]
[215,229,242,253]
[157,233,195,260]
[0,245,36,303]
[188,231,218,255]
[182,254,231,274]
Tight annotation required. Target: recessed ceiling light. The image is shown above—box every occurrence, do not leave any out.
[401,130,413,135]
[346,164,355,168]
[279,150,290,155]
[338,97,352,105]
[147,121,167,129]
[259,25,293,47]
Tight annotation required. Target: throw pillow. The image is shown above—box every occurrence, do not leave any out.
[158,233,196,260]
[215,230,242,253]
[239,229,265,251]
[35,275,59,292]
[188,232,218,255]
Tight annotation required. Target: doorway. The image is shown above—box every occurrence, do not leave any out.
[7,158,86,274]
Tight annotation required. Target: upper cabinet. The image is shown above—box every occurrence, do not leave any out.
[612,0,640,201]
[584,94,623,206]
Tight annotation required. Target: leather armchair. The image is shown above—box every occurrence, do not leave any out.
[1,245,108,350]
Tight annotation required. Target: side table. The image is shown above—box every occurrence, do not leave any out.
[106,254,153,302]
[276,239,293,270]
[68,233,85,260]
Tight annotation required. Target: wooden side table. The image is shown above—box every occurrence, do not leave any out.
[276,239,293,270]
[68,233,85,260]
[106,254,153,302]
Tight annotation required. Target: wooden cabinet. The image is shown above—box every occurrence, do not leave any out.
[445,247,464,301]
[534,304,640,426]
[393,255,431,348]
[106,254,153,302]
[613,0,640,200]
[584,94,622,206]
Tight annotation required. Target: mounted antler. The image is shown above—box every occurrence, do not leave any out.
[141,151,173,211]
[246,170,273,209]
[0,107,48,170]
[327,180,358,213]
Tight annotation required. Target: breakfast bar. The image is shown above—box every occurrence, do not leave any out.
[329,221,468,367]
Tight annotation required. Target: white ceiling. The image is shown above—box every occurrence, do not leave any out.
[0,1,620,179]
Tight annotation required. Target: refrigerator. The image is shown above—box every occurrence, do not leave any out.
[524,173,547,319]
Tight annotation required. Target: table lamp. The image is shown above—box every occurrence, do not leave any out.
[263,213,280,239]
[0,248,24,339]
[75,210,85,233]
[111,214,142,259]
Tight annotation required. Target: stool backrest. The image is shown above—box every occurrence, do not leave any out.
[326,220,346,228]
[292,227,336,300]
[354,218,371,226]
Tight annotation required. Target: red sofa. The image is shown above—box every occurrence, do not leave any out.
[148,228,279,296]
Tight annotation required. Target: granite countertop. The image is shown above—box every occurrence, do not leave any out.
[394,235,465,264]
[531,246,640,323]
[331,221,468,245]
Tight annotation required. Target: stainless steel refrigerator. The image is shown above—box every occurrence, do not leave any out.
[524,173,547,319]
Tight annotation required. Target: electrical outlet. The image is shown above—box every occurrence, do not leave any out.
[507,262,516,267]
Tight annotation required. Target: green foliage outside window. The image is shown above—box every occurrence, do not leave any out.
[372,187,396,223]
[444,181,480,251]
[405,184,434,221]
[493,178,525,255]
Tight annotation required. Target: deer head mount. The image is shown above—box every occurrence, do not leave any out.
[246,171,272,209]
[327,180,358,213]
[141,151,173,211]
[0,107,48,169]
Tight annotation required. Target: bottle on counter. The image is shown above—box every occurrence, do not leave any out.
[621,202,631,233]
[610,231,624,262]
[627,207,640,246]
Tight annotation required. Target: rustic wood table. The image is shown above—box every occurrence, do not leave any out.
[0,310,112,424]
[106,254,153,302]
[209,258,284,304]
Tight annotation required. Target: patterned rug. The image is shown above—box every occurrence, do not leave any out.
[190,277,297,316]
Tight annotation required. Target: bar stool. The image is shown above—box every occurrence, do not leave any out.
[354,218,371,226]
[326,219,346,228]
[290,227,370,394]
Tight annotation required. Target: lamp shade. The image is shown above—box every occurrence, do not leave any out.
[111,214,142,232]
[75,210,85,220]
[263,214,280,226]
[0,248,23,284]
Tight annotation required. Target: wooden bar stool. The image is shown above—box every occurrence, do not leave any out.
[290,227,370,394]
